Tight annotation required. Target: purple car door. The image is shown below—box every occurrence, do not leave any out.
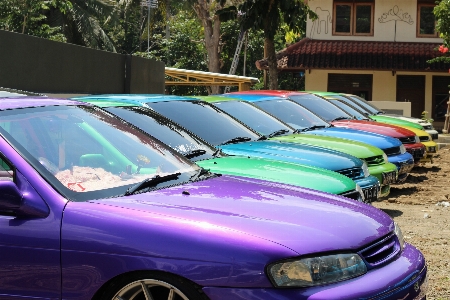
[0,138,61,298]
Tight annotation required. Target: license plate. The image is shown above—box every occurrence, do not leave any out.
[382,171,397,185]
[398,163,414,175]
[362,186,378,203]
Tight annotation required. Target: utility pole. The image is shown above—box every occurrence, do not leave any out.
[141,0,159,53]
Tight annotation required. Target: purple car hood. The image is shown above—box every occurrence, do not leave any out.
[83,175,392,255]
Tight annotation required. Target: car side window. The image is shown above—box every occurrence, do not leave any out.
[0,156,14,181]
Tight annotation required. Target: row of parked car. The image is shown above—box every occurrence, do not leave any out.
[0,89,429,299]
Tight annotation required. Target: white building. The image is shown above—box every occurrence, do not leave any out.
[256,0,450,129]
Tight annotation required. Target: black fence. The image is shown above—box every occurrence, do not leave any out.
[0,30,164,94]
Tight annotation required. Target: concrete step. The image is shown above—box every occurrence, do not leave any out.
[437,134,450,149]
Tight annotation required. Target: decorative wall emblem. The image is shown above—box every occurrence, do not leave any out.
[310,7,332,37]
[378,5,414,25]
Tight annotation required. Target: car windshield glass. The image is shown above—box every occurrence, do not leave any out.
[328,99,369,120]
[213,101,295,136]
[327,95,372,115]
[253,99,330,130]
[346,95,383,115]
[0,105,198,201]
[288,94,353,122]
[104,107,217,161]
[145,101,261,146]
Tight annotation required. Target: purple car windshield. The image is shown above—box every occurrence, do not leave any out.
[0,105,199,201]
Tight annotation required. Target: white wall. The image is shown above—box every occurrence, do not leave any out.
[305,69,447,116]
[306,0,442,43]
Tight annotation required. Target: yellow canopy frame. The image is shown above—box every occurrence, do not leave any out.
[165,67,259,91]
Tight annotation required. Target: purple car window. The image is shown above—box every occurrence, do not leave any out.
[0,105,200,201]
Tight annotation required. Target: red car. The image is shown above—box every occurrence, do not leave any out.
[226,90,426,163]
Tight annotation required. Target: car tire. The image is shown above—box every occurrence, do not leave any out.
[96,271,209,300]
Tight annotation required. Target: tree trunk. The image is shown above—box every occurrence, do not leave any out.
[193,0,222,94]
[264,38,278,90]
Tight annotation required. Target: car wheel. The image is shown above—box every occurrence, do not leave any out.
[97,271,209,300]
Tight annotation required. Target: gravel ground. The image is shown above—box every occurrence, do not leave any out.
[372,147,450,300]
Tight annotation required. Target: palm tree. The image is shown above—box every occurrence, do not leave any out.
[48,0,122,52]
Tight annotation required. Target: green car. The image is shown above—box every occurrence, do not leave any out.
[197,95,398,198]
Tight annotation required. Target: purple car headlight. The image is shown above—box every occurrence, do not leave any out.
[268,253,367,287]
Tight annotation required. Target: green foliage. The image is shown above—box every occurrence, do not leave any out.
[435,0,450,47]
[0,0,309,92]
[134,10,209,95]
[236,0,315,39]
[217,0,314,89]
[0,0,67,41]
[421,111,434,123]
[429,0,450,64]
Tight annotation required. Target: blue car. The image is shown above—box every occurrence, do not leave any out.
[72,94,382,202]
[221,94,415,183]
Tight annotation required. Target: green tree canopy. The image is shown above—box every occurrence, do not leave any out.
[218,0,315,89]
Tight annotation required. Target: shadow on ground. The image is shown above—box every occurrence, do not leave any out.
[403,174,429,184]
[389,186,419,197]
[411,166,441,173]
[378,208,403,218]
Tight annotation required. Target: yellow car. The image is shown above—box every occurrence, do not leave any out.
[396,125,438,163]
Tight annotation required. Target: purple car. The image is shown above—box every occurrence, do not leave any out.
[0,97,427,299]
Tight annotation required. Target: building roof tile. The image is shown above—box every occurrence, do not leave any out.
[255,38,450,72]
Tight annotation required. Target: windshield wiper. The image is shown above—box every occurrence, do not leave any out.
[124,172,181,196]
[220,136,252,145]
[330,117,351,122]
[184,149,207,159]
[297,125,327,132]
[212,148,223,157]
[189,167,211,182]
[267,129,290,138]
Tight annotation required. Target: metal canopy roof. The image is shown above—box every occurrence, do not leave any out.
[165,67,259,91]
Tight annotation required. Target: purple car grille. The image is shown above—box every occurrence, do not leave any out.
[338,167,364,180]
[399,136,416,144]
[359,233,400,269]
[364,155,385,166]
[384,146,401,157]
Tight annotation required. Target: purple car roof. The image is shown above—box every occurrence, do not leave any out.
[0,97,88,110]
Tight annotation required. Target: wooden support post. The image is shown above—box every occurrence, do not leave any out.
[442,100,450,133]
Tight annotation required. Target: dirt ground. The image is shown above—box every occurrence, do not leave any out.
[372,147,450,300]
